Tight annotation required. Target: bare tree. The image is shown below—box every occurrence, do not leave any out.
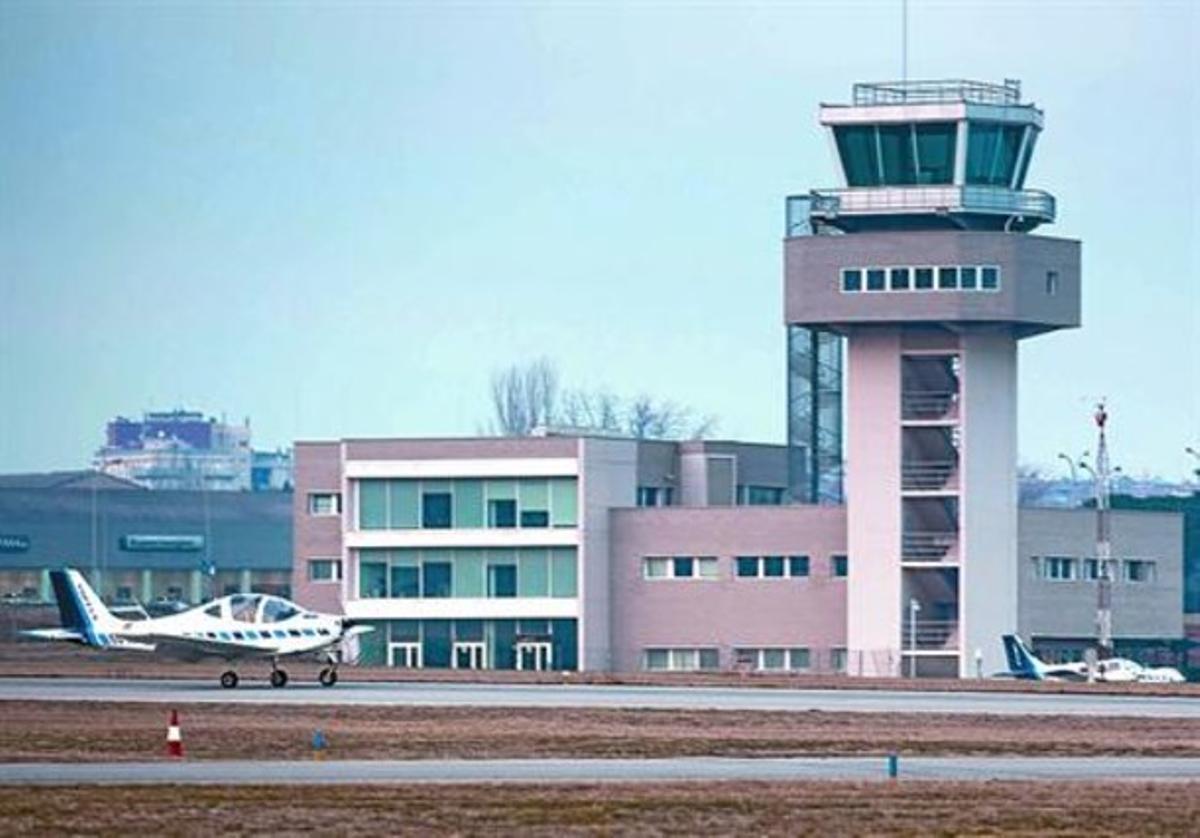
[489,358,559,436]
[486,360,715,440]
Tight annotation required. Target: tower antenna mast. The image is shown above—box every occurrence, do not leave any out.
[1092,401,1113,657]
[901,0,909,84]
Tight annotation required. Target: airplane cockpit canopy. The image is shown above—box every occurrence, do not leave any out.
[207,594,304,624]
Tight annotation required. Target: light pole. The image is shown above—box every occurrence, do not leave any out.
[908,597,921,678]
[1186,447,1200,485]
[1056,452,1078,484]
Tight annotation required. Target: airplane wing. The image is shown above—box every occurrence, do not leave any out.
[1040,661,1089,681]
[22,628,86,643]
[132,633,269,662]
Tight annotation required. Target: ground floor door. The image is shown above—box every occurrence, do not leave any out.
[453,641,486,669]
[516,640,552,671]
[389,642,422,668]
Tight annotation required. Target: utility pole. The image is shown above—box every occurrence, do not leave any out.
[1092,402,1113,658]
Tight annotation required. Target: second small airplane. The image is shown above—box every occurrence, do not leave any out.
[1002,633,1184,683]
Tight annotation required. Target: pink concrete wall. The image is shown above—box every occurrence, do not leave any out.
[609,506,848,672]
[293,441,345,614]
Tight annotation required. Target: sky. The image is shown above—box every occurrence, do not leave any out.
[0,0,1197,479]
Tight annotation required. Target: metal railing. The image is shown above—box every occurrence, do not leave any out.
[853,79,1021,106]
[808,186,1055,222]
[902,391,959,421]
[901,460,958,491]
[902,531,958,561]
[902,619,961,650]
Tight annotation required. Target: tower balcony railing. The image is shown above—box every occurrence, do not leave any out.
[806,185,1055,224]
[901,460,959,492]
[902,619,960,651]
[902,531,959,562]
[901,391,959,421]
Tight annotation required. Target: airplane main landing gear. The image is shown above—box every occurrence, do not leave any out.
[220,670,239,689]
[318,667,338,687]
[270,668,289,688]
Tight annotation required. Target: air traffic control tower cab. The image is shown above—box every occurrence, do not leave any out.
[785,80,1081,678]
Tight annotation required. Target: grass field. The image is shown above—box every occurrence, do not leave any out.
[2,700,1198,762]
[1,781,1198,835]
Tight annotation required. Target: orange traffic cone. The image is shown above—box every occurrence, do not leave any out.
[166,709,184,758]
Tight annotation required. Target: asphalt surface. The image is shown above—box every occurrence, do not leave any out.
[1,756,1198,785]
[0,677,1197,717]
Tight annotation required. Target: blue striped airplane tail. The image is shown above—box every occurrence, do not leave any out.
[49,568,122,648]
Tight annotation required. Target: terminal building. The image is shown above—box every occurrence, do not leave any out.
[292,80,1186,677]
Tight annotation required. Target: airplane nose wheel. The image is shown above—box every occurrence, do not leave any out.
[270,668,289,688]
[318,667,338,687]
[220,670,239,689]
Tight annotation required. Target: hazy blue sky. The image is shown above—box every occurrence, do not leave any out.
[1,1,1196,479]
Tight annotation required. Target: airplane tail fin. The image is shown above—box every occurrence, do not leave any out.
[49,568,122,648]
[1002,633,1045,679]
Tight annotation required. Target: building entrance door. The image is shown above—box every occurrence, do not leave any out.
[453,641,486,670]
[389,642,422,668]
[515,640,552,671]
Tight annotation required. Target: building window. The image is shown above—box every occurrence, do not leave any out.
[866,268,886,291]
[307,493,341,516]
[1123,560,1155,583]
[637,486,661,507]
[831,555,848,577]
[734,647,811,672]
[488,499,517,528]
[422,562,452,598]
[735,556,810,579]
[937,266,958,290]
[356,477,577,531]
[737,485,786,506]
[839,265,999,294]
[644,648,719,672]
[1041,556,1077,581]
[842,269,863,292]
[644,556,719,580]
[982,266,1000,290]
[1045,270,1059,296]
[1081,558,1101,581]
[308,559,342,583]
[830,647,848,673]
[959,266,977,290]
[422,492,452,529]
[890,267,911,290]
[914,267,935,290]
[487,564,517,597]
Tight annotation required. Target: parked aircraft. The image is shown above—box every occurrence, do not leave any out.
[25,568,370,688]
[1001,633,1184,683]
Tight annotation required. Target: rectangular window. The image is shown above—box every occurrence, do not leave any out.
[878,124,916,185]
[789,648,811,670]
[422,562,452,598]
[889,267,911,291]
[736,556,759,578]
[644,649,670,671]
[937,267,958,290]
[1081,558,1100,581]
[1042,556,1077,581]
[1044,270,1057,296]
[842,269,863,292]
[308,559,342,582]
[830,647,848,673]
[673,557,695,578]
[959,266,978,290]
[550,478,578,526]
[637,486,660,507]
[520,510,550,528]
[982,266,1000,290]
[644,557,670,579]
[454,549,486,597]
[866,268,887,291]
[761,648,788,671]
[358,481,387,530]
[518,549,549,597]
[913,122,957,184]
[1124,560,1155,583]
[914,267,935,290]
[488,499,517,529]
[308,493,341,516]
[359,561,387,598]
[389,481,420,529]
[697,557,719,579]
[741,485,785,506]
[832,555,848,577]
[834,125,882,187]
[788,555,810,577]
[550,548,577,597]
[763,556,785,577]
[487,564,517,598]
[519,479,550,528]
[697,649,720,670]
[421,491,452,529]
[453,480,484,529]
[391,564,420,599]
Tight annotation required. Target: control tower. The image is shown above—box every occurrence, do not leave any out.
[785,80,1081,677]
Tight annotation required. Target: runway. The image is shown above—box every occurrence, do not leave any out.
[0,677,1197,717]
[1,756,1198,785]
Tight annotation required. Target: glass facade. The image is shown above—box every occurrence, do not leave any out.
[965,122,1026,186]
[357,477,577,530]
[788,326,843,504]
[358,547,577,599]
[834,122,957,187]
[357,617,578,671]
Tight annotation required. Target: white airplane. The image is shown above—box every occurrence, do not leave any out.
[26,568,371,689]
[1001,634,1185,684]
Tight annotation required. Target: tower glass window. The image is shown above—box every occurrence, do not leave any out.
[834,125,882,186]
[913,123,956,184]
[878,124,916,185]
[966,122,1026,186]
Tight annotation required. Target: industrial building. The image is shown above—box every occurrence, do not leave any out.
[292,80,1186,677]
[0,470,292,605]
